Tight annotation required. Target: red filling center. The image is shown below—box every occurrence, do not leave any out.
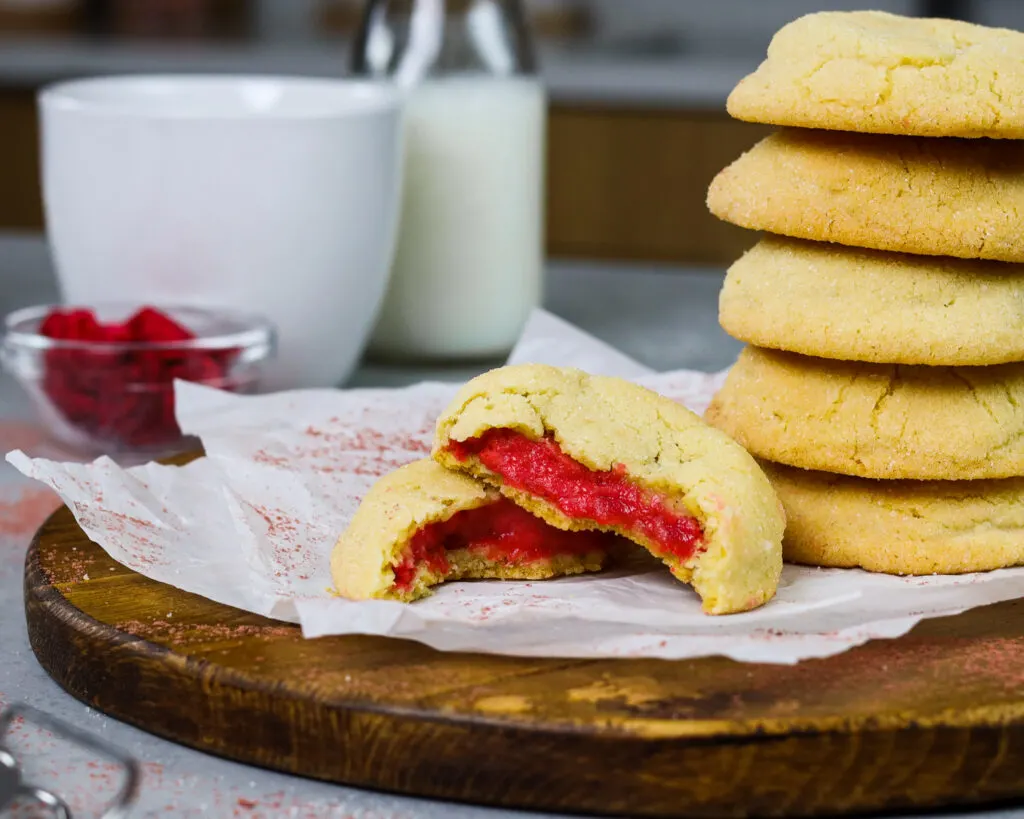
[392,497,608,591]
[448,430,704,562]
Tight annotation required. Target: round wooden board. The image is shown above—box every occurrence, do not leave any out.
[23,495,1024,818]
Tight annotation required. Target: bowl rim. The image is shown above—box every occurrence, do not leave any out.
[38,74,403,122]
[4,303,277,353]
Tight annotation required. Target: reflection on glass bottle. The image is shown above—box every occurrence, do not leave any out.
[353,0,547,362]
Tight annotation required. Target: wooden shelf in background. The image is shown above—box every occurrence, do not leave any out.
[547,105,769,264]
[0,3,81,35]
[0,89,44,231]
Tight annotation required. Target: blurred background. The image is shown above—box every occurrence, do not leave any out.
[0,0,1003,266]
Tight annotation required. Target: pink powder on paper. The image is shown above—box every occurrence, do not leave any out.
[250,420,434,480]
[252,450,289,468]
[239,501,318,581]
[70,502,168,570]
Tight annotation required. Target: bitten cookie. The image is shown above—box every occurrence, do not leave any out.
[727,11,1024,139]
[707,129,1024,263]
[705,346,1024,481]
[720,237,1024,366]
[763,461,1024,575]
[432,364,785,615]
[332,459,610,602]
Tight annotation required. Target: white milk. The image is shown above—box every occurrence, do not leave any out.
[369,75,547,360]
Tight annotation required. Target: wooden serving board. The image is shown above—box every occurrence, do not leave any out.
[23,474,1024,818]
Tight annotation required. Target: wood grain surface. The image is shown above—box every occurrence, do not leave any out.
[22,467,1024,818]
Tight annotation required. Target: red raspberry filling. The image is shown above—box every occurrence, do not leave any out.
[448,430,705,562]
[391,497,609,591]
[39,306,239,449]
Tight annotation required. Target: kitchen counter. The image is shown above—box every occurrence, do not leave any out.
[0,231,1019,818]
[0,37,756,107]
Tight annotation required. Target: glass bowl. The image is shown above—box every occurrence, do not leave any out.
[1,303,275,456]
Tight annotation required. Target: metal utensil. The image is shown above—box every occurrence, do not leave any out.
[0,703,139,818]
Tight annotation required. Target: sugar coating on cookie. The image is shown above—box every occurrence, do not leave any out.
[432,364,785,615]
[721,237,1024,366]
[707,128,1024,263]
[706,346,1024,482]
[728,11,1024,139]
[763,461,1024,575]
[331,459,610,602]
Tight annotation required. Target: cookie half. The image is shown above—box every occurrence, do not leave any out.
[720,237,1024,366]
[706,346,1024,481]
[763,461,1024,575]
[727,11,1024,139]
[707,129,1024,263]
[331,459,611,602]
[432,364,785,615]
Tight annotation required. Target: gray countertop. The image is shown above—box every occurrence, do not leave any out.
[0,37,755,107]
[0,231,1020,818]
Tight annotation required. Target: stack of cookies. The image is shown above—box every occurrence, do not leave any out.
[704,10,1024,575]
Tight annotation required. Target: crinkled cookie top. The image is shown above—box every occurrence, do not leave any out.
[728,11,1024,138]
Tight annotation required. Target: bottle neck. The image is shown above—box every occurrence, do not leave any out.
[352,0,537,86]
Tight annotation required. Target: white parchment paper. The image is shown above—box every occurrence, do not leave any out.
[9,310,1024,664]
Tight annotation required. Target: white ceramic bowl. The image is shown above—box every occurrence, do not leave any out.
[39,75,404,390]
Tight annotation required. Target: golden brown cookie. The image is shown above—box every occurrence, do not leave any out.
[706,346,1024,481]
[707,128,1024,263]
[331,459,610,602]
[720,236,1024,366]
[433,364,785,615]
[727,11,1024,139]
[763,461,1024,575]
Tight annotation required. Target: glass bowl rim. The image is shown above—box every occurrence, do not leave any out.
[4,303,276,353]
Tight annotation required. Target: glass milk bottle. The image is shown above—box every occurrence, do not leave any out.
[353,0,547,360]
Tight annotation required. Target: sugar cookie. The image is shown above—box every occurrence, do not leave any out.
[707,129,1024,263]
[728,11,1024,139]
[706,346,1024,481]
[720,236,1024,366]
[332,459,610,602]
[433,364,785,614]
[764,461,1024,575]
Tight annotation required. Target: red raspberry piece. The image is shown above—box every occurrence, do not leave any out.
[38,306,236,450]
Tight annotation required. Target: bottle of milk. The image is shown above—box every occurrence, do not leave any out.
[352,0,547,361]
